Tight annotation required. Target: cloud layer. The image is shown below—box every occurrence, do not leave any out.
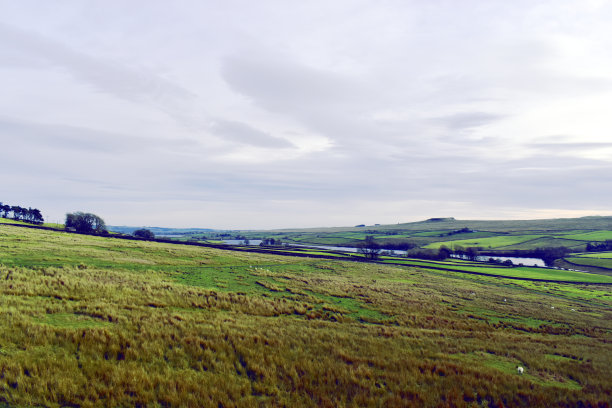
[2,0,612,228]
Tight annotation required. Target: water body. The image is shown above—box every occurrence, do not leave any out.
[225,241,407,255]
[223,239,263,245]
[222,240,547,267]
[452,254,546,267]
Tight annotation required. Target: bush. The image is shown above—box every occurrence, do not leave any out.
[134,229,155,240]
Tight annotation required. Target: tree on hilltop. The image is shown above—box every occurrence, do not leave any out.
[0,203,9,218]
[65,212,107,234]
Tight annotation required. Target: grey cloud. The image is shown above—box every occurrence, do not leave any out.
[0,22,195,119]
[3,1,612,228]
[0,117,151,153]
[528,142,612,152]
[210,119,295,148]
[221,55,366,114]
[431,112,505,130]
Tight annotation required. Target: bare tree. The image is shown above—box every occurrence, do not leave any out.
[357,236,381,260]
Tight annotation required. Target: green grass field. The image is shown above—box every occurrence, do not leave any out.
[557,230,612,241]
[561,251,612,270]
[574,251,612,259]
[424,234,544,250]
[1,224,611,407]
[380,258,612,283]
[565,257,612,270]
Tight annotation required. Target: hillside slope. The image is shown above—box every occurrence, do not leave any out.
[1,224,611,407]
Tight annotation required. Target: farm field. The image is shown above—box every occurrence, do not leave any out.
[380,258,612,283]
[1,224,611,407]
[556,231,612,241]
[559,251,612,271]
[185,216,612,252]
[574,251,612,259]
[423,235,544,250]
[564,257,612,270]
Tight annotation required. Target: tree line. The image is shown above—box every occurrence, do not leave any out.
[0,201,44,225]
[442,245,571,266]
[585,240,612,252]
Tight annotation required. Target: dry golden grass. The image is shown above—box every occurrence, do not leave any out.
[0,225,611,407]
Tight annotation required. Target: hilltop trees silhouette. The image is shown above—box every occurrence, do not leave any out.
[133,228,155,240]
[0,201,44,224]
[65,212,107,234]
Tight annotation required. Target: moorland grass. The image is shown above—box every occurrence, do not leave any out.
[0,224,611,407]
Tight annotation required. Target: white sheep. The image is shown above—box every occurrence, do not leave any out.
[517,366,524,375]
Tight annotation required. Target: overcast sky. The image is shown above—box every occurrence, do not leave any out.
[2,0,612,229]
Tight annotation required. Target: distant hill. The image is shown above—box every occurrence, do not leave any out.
[108,226,218,236]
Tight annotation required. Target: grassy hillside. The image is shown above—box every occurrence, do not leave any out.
[1,224,611,407]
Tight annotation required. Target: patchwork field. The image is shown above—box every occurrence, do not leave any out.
[188,217,612,253]
[557,231,612,241]
[563,252,612,271]
[1,224,611,407]
[423,235,544,250]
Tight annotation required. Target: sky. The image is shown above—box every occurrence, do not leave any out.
[1,0,612,229]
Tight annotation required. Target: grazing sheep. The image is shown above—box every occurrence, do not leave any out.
[517,366,524,375]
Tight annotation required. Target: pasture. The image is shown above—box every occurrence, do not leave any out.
[0,224,611,407]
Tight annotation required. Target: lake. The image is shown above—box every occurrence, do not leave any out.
[451,254,546,267]
[221,240,547,266]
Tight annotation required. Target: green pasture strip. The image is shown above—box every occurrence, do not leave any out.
[380,257,502,268]
[564,257,612,270]
[415,231,502,240]
[371,234,413,240]
[473,266,612,283]
[409,230,450,237]
[572,251,612,259]
[556,230,612,241]
[495,237,587,250]
[385,257,612,283]
[424,234,543,249]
